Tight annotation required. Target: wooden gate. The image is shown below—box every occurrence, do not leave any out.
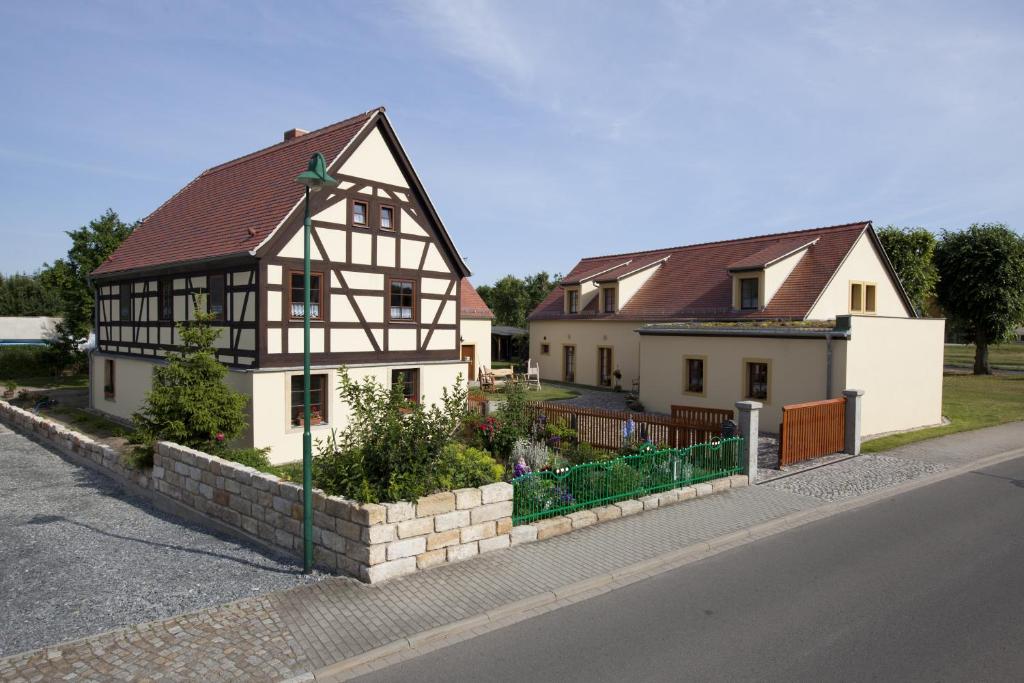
[778,397,846,466]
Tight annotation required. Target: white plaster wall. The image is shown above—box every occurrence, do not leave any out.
[338,127,410,188]
[763,248,806,304]
[460,318,492,380]
[528,320,644,388]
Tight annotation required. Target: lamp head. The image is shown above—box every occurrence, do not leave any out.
[294,152,338,191]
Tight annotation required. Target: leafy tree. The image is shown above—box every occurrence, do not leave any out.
[131,306,249,456]
[876,226,939,315]
[476,271,560,327]
[934,223,1024,374]
[0,272,62,316]
[43,209,135,367]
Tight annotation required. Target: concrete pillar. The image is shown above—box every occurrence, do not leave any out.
[842,389,864,455]
[734,400,762,482]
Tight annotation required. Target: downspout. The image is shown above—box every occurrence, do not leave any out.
[825,333,833,399]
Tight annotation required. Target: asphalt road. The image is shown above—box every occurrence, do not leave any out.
[357,454,1024,682]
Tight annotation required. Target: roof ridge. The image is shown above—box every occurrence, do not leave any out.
[200,108,381,177]
[575,221,870,263]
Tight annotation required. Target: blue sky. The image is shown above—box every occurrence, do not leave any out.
[1,1,1021,285]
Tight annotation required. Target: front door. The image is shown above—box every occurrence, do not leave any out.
[563,345,576,383]
[461,344,476,381]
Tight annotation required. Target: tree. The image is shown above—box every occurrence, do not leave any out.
[934,223,1024,374]
[0,272,62,316]
[43,209,135,370]
[131,306,249,455]
[476,271,560,327]
[876,226,939,316]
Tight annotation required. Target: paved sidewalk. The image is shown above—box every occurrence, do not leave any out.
[1,421,1022,682]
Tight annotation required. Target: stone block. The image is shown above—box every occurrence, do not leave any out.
[479,534,510,554]
[639,494,661,511]
[277,482,303,502]
[228,495,251,517]
[728,475,749,488]
[676,486,697,500]
[324,496,352,520]
[658,489,680,506]
[534,516,572,540]
[479,481,514,504]
[510,525,538,546]
[434,509,471,532]
[362,556,417,583]
[274,528,295,550]
[710,477,731,492]
[213,489,230,507]
[321,529,347,554]
[336,519,363,542]
[387,536,427,561]
[447,541,479,563]
[495,517,513,535]
[593,505,622,522]
[417,548,447,570]
[272,496,293,516]
[416,492,456,517]
[693,482,713,497]
[384,501,416,523]
[460,521,496,543]
[614,499,643,516]
[241,516,258,536]
[426,529,461,551]
[397,516,434,539]
[346,541,386,566]
[470,500,513,525]
[453,487,482,510]
[567,510,598,529]
[351,503,386,526]
[361,523,397,545]
[224,478,241,495]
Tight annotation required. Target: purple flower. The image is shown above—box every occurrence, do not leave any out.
[513,457,532,478]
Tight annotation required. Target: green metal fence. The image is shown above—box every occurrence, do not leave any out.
[512,437,745,525]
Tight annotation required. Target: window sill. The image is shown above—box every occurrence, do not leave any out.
[289,422,331,433]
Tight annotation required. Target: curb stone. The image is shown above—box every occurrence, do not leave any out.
[308,445,1024,681]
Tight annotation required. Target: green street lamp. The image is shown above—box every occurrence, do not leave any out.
[294,152,338,573]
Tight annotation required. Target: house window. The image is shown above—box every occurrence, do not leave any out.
[290,374,327,426]
[389,279,415,320]
[745,361,769,401]
[602,287,616,314]
[103,359,115,400]
[684,357,705,395]
[598,347,613,387]
[289,271,322,319]
[566,289,580,314]
[158,278,173,322]
[379,205,395,230]
[563,345,576,383]
[391,368,420,403]
[208,274,226,321]
[352,200,368,227]
[850,281,877,314]
[541,343,550,355]
[740,277,759,310]
[119,285,132,321]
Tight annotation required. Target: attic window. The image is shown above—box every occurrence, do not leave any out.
[352,200,368,227]
[602,286,616,313]
[740,278,759,310]
[380,205,395,230]
[565,288,580,314]
[850,281,877,314]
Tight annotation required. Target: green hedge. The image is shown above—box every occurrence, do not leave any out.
[0,346,56,379]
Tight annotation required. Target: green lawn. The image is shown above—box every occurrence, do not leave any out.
[4,374,89,390]
[30,404,131,440]
[944,343,1024,371]
[475,384,580,403]
[863,373,1024,452]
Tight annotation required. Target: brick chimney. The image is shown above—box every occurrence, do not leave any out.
[283,128,309,141]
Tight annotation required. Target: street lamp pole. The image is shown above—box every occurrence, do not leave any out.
[294,153,337,573]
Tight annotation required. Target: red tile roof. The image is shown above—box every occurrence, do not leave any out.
[726,236,818,271]
[460,278,494,319]
[529,222,880,322]
[93,110,377,276]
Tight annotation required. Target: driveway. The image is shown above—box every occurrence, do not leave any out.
[0,425,318,657]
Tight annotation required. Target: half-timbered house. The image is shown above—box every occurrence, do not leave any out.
[90,107,486,463]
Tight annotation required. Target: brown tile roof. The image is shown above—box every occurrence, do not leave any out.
[460,278,494,319]
[727,236,818,271]
[93,110,378,277]
[529,221,875,322]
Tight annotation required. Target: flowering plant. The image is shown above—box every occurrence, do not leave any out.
[478,416,499,444]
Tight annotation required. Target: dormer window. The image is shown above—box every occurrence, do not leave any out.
[740,277,759,310]
[850,281,877,314]
[566,288,580,314]
[602,286,616,313]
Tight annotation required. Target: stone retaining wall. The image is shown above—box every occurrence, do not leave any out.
[0,400,746,584]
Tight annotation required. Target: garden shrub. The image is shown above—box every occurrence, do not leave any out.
[312,368,470,503]
[222,447,272,470]
[436,443,503,490]
[130,307,249,462]
[0,346,54,379]
[491,380,536,457]
[511,438,550,471]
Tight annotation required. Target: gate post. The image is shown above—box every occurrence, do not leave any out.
[842,389,864,455]
[735,400,762,482]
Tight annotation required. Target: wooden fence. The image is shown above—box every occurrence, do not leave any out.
[778,397,846,467]
[534,402,732,451]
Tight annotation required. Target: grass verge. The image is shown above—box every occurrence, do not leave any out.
[863,373,1024,452]
[944,343,1024,372]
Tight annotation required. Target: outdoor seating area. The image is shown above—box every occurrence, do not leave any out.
[479,359,543,392]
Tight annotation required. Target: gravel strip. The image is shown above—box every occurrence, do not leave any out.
[763,454,948,502]
[0,430,321,657]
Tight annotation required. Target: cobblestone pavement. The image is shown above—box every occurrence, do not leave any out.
[557,385,633,411]
[0,430,319,658]
[2,421,1022,681]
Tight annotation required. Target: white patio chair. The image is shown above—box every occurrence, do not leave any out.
[525,358,541,391]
